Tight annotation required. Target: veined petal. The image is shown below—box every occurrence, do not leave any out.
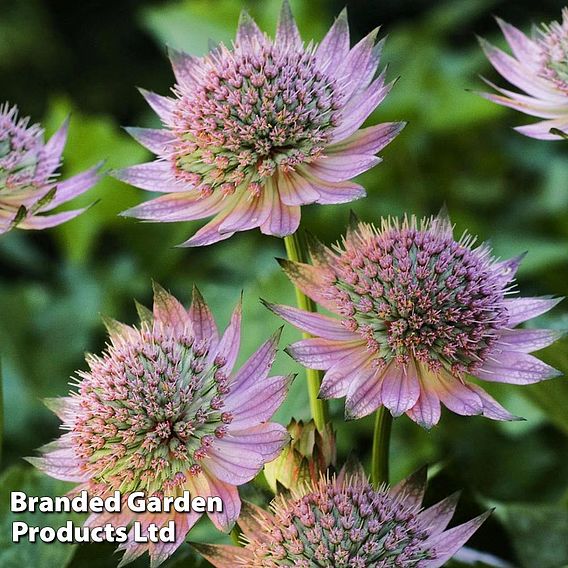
[406,374,442,430]
[16,208,88,230]
[41,118,68,176]
[467,383,523,421]
[214,299,242,373]
[299,168,366,204]
[113,162,183,193]
[152,282,192,333]
[476,351,561,384]
[416,492,460,536]
[515,118,568,140]
[125,127,174,155]
[380,359,421,417]
[287,337,365,370]
[344,362,383,419]
[206,442,265,485]
[228,423,289,462]
[505,296,562,326]
[327,122,406,156]
[497,328,563,353]
[277,172,320,206]
[264,302,359,340]
[168,47,201,88]
[25,451,89,482]
[309,153,381,182]
[390,466,427,507]
[315,8,349,70]
[139,88,176,122]
[219,187,272,234]
[496,18,541,69]
[431,372,483,417]
[192,543,251,568]
[42,164,101,211]
[189,285,219,347]
[180,212,236,247]
[275,0,302,50]
[236,10,265,47]
[259,181,301,237]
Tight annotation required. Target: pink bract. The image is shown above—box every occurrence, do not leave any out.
[267,213,562,428]
[480,10,568,140]
[28,283,292,567]
[0,102,100,233]
[195,467,490,567]
[115,1,405,246]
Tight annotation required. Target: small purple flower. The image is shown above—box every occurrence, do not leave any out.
[115,1,405,246]
[266,213,562,428]
[195,467,490,567]
[480,10,568,139]
[0,102,100,233]
[28,283,292,567]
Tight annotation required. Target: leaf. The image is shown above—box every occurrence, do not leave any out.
[0,465,83,568]
[493,503,568,568]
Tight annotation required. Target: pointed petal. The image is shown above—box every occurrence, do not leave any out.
[497,328,563,353]
[277,172,320,206]
[432,372,483,417]
[189,285,219,346]
[309,154,380,182]
[505,296,562,326]
[423,510,491,568]
[390,466,427,507]
[192,543,249,568]
[206,442,265,485]
[467,383,523,421]
[259,182,301,237]
[496,18,541,69]
[41,165,101,211]
[228,423,290,462]
[236,10,265,46]
[113,162,183,193]
[515,118,568,140]
[300,170,367,204]
[26,451,89,482]
[16,208,88,230]
[406,373,442,430]
[238,500,273,541]
[316,8,350,70]
[327,122,406,157]
[417,492,460,536]
[180,210,236,247]
[152,282,191,332]
[168,47,201,88]
[380,359,421,417]
[263,302,359,340]
[219,188,271,234]
[125,127,174,155]
[275,0,302,50]
[287,337,365,370]
[344,363,383,419]
[214,298,242,373]
[139,88,176,122]
[41,118,68,176]
[476,351,561,384]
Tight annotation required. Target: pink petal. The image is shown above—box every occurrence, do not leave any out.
[277,172,320,206]
[315,8,349,71]
[206,442,265,485]
[230,329,280,394]
[497,328,562,353]
[380,359,421,417]
[113,161,184,193]
[275,0,302,50]
[496,18,541,70]
[41,165,101,211]
[431,372,483,417]
[238,500,273,541]
[309,154,381,182]
[505,296,562,326]
[188,473,241,532]
[327,122,406,157]
[417,492,460,536]
[344,360,383,419]
[287,337,365,370]
[319,348,370,399]
[236,10,265,47]
[168,47,201,88]
[26,450,89,483]
[390,466,427,507]
[479,90,567,119]
[406,377,442,430]
[467,383,522,421]
[181,210,236,247]
[41,118,68,176]
[189,285,219,347]
[152,282,192,333]
[214,298,242,373]
[259,182,301,237]
[264,302,359,340]
[515,118,568,140]
[229,423,290,462]
[17,208,88,230]
[226,375,294,429]
[123,191,224,222]
[219,188,271,234]
[492,253,525,287]
[423,511,492,568]
[125,127,174,155]
[476,351,561,384]
[277,258,338,311]
[139,88,176,123]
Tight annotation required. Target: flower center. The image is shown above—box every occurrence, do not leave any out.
[170,42,341,196]
[0,105,43,192]
[72,326,232,495]
[538,11,568,92]
[328,221,507,376]
[246,480,432,567]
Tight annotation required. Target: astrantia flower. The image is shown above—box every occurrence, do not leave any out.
[266,213,562,428]
[115,1,404,246]
[480,11,568,140]
[194,467,490,567]
[0,102,100,233]
[28,284,292,567]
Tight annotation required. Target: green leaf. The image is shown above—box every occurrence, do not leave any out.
[494,503,568,568]
[0,465,83,568]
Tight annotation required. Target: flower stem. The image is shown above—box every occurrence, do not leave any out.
[371,406,392,487]
[283,232,329,432]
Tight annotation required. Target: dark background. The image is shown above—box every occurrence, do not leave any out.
[1,0,568,566]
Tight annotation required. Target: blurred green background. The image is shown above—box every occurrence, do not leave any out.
[1,0,568,566]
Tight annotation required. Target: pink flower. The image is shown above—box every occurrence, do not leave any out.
[266,213,562,428]
[194,467,490,567]
[28,283,292,567]
[114,1,405,246]
[0,102,100,234]
[480,11,568,140]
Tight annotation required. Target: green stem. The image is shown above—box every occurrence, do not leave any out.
[371,406,392,487]
[230,525,243,546]
[283,232,329,432]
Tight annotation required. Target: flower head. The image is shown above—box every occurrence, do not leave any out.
[195,467,490,567]
[0,102,100,233]
[264,419,336,493]
[480,11,568,140]
[266,213,562,428]
[115,1,404,246]
[28,284,292,567]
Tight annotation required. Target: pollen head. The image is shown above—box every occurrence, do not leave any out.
[537,8,568,92]
[0,103,46,192]
[326,215,509,377]
[72,323,231,495]
[169,39,341,192]
[243,475,434,567]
